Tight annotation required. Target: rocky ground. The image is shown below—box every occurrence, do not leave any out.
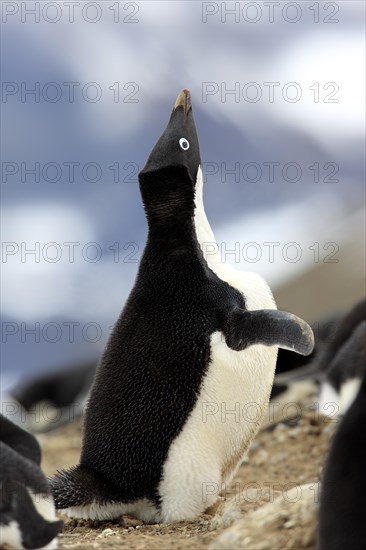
[36,392,338,550]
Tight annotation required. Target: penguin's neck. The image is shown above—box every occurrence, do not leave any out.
[147,216,198,253]
[141,166,219,261]
[141,167,199,253]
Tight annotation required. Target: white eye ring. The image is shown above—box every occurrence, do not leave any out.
[179,138,190,150]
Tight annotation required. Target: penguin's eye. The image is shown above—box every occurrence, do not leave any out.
[179,138,190,151]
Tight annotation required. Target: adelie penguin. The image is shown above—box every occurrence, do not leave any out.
[51,89,314,523]
[0,414,62,549]
[317,298,366,417]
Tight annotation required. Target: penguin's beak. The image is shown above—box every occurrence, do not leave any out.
[174,89,192,118]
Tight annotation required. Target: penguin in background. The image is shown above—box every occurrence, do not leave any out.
[12,361,97,413]
[316,298,365,374]
[318,369,366,550]
[51,89,314,523]
[6,360,97,433]
[316,299,366,417]
[0,414,63,549]
[318,319,365,417]
[270,313,339,399]
[272,298,365,417]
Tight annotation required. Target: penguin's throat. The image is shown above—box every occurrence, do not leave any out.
[141,166,218,258]
[147,214,199,254]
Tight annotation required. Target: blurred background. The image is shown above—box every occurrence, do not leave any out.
[1,1,365,395]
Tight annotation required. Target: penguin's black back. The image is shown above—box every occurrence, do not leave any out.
[81,214,245,503]
[318,371,366,549]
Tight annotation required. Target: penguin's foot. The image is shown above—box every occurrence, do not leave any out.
[58,501,158,522]
[50,465,160,523]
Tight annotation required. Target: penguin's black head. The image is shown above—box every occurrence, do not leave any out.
[139,90,201,227]
[140,89,200,180]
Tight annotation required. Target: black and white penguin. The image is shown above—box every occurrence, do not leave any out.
[51,89,314,523]
[318,319,366,417]
[0,414,62,549]
[316,298,365,375]
[272,300,365,414]
[315,298,366,417]
[318,369,366,550]
[270,313,339,399]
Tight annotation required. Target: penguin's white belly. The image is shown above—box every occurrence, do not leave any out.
[158,333,277,523]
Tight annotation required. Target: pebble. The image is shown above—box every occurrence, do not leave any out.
[288,427,302,438]
[284,520,295,529]
[245,488,261,501]
[270,452,289,465]
[250,441,261,453]
[97,528,116,538]
[118,515,145,528]
[253,449,269,465]
[273,424,288,443]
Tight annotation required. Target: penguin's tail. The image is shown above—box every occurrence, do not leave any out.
[50,465,121,512]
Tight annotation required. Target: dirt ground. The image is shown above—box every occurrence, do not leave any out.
[37,398,338,550]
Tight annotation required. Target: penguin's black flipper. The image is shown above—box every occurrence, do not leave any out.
[50,465,121,510]
[224,309,314,356]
